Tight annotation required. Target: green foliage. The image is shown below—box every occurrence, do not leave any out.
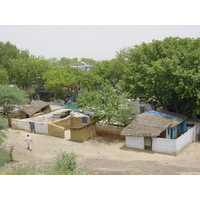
[0,148,11,167]
[123,37,200,116]
[0,41,20,70]
[44,66,83,99]
[8,56,52,89]
[0,85,28,112]
[0,85,28,126]
[78,81,135,125]
[87,58,125,89]
[0,67,8,85]
[80,58,96,66]
[48,152,89,175]
[58,57,79,66]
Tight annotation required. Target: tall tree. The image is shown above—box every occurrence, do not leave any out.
[44,66,83,100]
[8,56,52,90]
[0,41,20,70]
[78,80,135,126]
[0,67,8,85]
[122,37,200,116]
[0,85,28,126]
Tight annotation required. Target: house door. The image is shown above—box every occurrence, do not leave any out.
[144,137,152,150]
[29,122,36,133]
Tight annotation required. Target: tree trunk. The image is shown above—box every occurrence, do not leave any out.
[6,112,11,127]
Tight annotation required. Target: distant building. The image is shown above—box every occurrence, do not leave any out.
[69,62,92,71]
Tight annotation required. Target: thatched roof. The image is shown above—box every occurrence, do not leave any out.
[121,110,187,137]
[19,100,50,116]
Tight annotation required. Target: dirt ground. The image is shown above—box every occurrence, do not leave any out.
[2,127,200,175]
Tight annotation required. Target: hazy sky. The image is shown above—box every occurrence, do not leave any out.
[0,25,200,61]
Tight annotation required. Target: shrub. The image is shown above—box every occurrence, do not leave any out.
[0,148,11,167]
[48,152,90,175]
[50,152,77,175]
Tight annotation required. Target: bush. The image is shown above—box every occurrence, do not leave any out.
[48,152,90,175]
[0,148,11,167]
[49,152,77,175]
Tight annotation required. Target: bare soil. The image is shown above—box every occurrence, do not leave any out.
[3,128,200,175]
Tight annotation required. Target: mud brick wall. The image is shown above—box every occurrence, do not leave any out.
[96,124,125,139]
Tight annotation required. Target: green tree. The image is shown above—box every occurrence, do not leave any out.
[90,58,125,88]
[0,85,28,126]
[80,58,96,66]
[0,41,20,70]
[78,81,135,126]
[58,57,79,66]
[0,67,8,85]
[8,56,52,91]
[44,66,83,100]
[123,37,200,116]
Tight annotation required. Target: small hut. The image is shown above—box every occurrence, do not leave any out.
[18,100,51,118]
[121,110,188,151]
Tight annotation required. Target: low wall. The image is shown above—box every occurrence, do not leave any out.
[152,125,197,155]
[176,126,196,154]
[52,115,72,130]
[17,119,30,132]
[11,119,19,130]
[152,138,176,155]
[48,123,65,138]
[71,117,89,127]
[96,124,125,139]
[70,122,96,142]
[126,136,144,150]
[35,122,48,134]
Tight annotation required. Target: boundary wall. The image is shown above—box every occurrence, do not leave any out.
[152,125,197,155]
[125,125,199,155]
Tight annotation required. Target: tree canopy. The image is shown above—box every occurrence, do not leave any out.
[0,85,28,126]
[44,66,83,99]
[78,80,135,126]
[122,37,200,116]
[8,56,52,90]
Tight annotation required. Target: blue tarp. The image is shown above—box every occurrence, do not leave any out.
[145,110,183,121]
[180,122,188,133]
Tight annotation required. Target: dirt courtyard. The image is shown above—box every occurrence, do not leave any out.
[2,128,200,175]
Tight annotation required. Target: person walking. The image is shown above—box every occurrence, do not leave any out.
[25,135,33,151]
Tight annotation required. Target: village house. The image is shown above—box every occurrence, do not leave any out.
[12,108,97,142]
[121,110,198,155]
[18,100,51,119]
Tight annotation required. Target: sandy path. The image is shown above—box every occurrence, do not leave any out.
[3,128,200,175]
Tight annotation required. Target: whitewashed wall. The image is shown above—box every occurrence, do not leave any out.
[152,138,176,155]
[126,136,144,150]
[35,123,48,134]
[152,125,197,155]
[176,126,196,154]
[17,119,31,132]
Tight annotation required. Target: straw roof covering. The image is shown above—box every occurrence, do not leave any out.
[19,100,50,116]
[121,111,187,137]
